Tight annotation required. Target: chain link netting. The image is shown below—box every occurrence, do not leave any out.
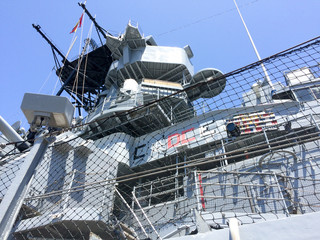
[1,36,320,239]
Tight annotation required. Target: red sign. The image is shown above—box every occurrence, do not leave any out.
[168,128,196,148]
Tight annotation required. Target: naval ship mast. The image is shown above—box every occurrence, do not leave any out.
[1,3,320,240]
[32,5,113,115]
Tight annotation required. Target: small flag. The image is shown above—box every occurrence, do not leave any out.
[78,13,84,28]
[70,13,84,34]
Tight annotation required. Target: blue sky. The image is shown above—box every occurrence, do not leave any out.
[0,0,319,128]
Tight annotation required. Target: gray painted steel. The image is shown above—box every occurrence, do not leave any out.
[1,23,320,240]
[0,134,52,240]
[170,211,320,240]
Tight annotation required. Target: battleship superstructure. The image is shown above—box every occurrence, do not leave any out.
[1,14,320,240]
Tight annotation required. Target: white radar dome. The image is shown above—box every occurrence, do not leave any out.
[122,79,139,93]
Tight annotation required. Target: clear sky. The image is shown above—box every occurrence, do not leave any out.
[0,0,319,128]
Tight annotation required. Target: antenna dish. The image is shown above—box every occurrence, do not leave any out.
[186,68,226,101]
[122,79,139,93]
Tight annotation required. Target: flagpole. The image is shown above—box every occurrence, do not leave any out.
[233,0,274,90]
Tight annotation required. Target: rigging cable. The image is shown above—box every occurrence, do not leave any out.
[81,19,95,116]
[53,36,78,95]
[71,12,85,107]
[38,67,54,94]
[156,0,259,37]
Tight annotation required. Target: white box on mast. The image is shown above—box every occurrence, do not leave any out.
[21,93,75,128]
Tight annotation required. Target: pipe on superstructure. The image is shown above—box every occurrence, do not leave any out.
[0,116,29,152]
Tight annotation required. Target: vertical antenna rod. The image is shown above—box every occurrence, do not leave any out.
[32,24,70,66]
[233,0,274,90]
[78,2,111,39]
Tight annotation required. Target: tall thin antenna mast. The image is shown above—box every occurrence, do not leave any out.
[233,0,274,90]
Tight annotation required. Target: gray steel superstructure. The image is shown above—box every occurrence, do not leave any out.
[1,23,320,240]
